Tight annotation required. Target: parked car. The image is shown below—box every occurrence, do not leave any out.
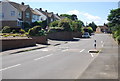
[82,32,90,38]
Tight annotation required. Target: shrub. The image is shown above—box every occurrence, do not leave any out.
[19,29,26,34]
[2,26,11,33]
[28,26,46,36]
[49,20,59,27]
[58,18,72,31]
[12,30,17,33]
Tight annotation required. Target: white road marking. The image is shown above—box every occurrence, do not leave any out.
[40,48,48,51]
[62,49,69,52]
[0,64,21,72]
[90,53,94,57]
[80,49,85,53]
[102,43,104,47]
[34,54,53,61]
[101,41,103,43]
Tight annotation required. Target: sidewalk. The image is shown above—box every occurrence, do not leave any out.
[79,35,118,79]
[0,39,68,55]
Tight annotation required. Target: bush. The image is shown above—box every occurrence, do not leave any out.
[19,29,26,34]
[28,26,46,36]
[2,26,11,33]
[49,20,59,27]
[58,18,72,31]
[12,30,17,33]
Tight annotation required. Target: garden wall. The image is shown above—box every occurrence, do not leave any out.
[72,32,82,38]
[1,38,36,51]
[48,31,73,41]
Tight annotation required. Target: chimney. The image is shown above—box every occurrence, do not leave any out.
[21,2,24,5]
[45,10,47,12]
[39,8,42,11]
[56,13,58,16]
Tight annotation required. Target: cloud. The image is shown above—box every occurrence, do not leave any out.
[67,10,108,25]
[82,13,101,21]
[67,10,80,15]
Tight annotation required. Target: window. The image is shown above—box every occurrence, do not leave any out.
[0,13,4,18]
[26,12,30,18]
[11,11,15,16]
[19,12,22,18]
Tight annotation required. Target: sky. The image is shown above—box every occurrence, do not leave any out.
[3,0,120,25]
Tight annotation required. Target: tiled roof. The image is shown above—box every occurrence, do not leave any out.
[54,14,61,20]
[31,8,41,16]
[9,1,29,11]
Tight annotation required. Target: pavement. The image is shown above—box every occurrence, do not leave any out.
[0,33,119,80]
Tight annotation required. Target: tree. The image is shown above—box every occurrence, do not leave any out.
[60,14,78,21]
[88,22,97,31]
[107,8,120,43]
[107,8,120,27]
[71,14,78,20]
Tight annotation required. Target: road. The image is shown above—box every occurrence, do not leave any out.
[1,34,118,79]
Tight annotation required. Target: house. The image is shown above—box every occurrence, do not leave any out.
[35,8,60,25]
[35,8,47,21]
[31,8,41,23]
[54,13,61,21]
[0,0,32,29]
[96,25,109,33]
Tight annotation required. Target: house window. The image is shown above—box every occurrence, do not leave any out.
[26,12,30,18]
[11,11,15,16]
[19,12,22,18]
[0,13,4,18]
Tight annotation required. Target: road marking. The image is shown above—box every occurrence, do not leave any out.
[90,53,94,57]
[101,41,103,43]
[0,64,21,72]
[34,54,53,61]
[80,49,85,53]
[102,43,104,47]
[62,49,69,52]
[40,48,48,51]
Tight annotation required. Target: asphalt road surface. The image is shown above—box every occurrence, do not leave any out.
[1,34,118,79]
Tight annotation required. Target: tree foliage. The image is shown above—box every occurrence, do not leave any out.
[88,22,97,31]
[107,8,120,43]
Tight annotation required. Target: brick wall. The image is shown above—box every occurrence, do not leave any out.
[1,38,36,51]
[1,21,21,28]
[48,31,73,41]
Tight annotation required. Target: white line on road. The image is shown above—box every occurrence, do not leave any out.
[34,54,53,61]
[102,43,104,47]
[0,64,21,72]
[62,49,69,52]
[80,49,85,53]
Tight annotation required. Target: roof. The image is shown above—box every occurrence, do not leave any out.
[8,1,29,11]
[31,8,41,16]
[47,12,53,17]
[54,14,61,20]
[98,26,108,29]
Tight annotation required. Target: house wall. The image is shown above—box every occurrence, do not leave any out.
[1,1,20,21]
[32,14,40,23]
[35,9,47,21]
[1,21,20,28]
[0,1,22,28]
[22,7,32,24]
